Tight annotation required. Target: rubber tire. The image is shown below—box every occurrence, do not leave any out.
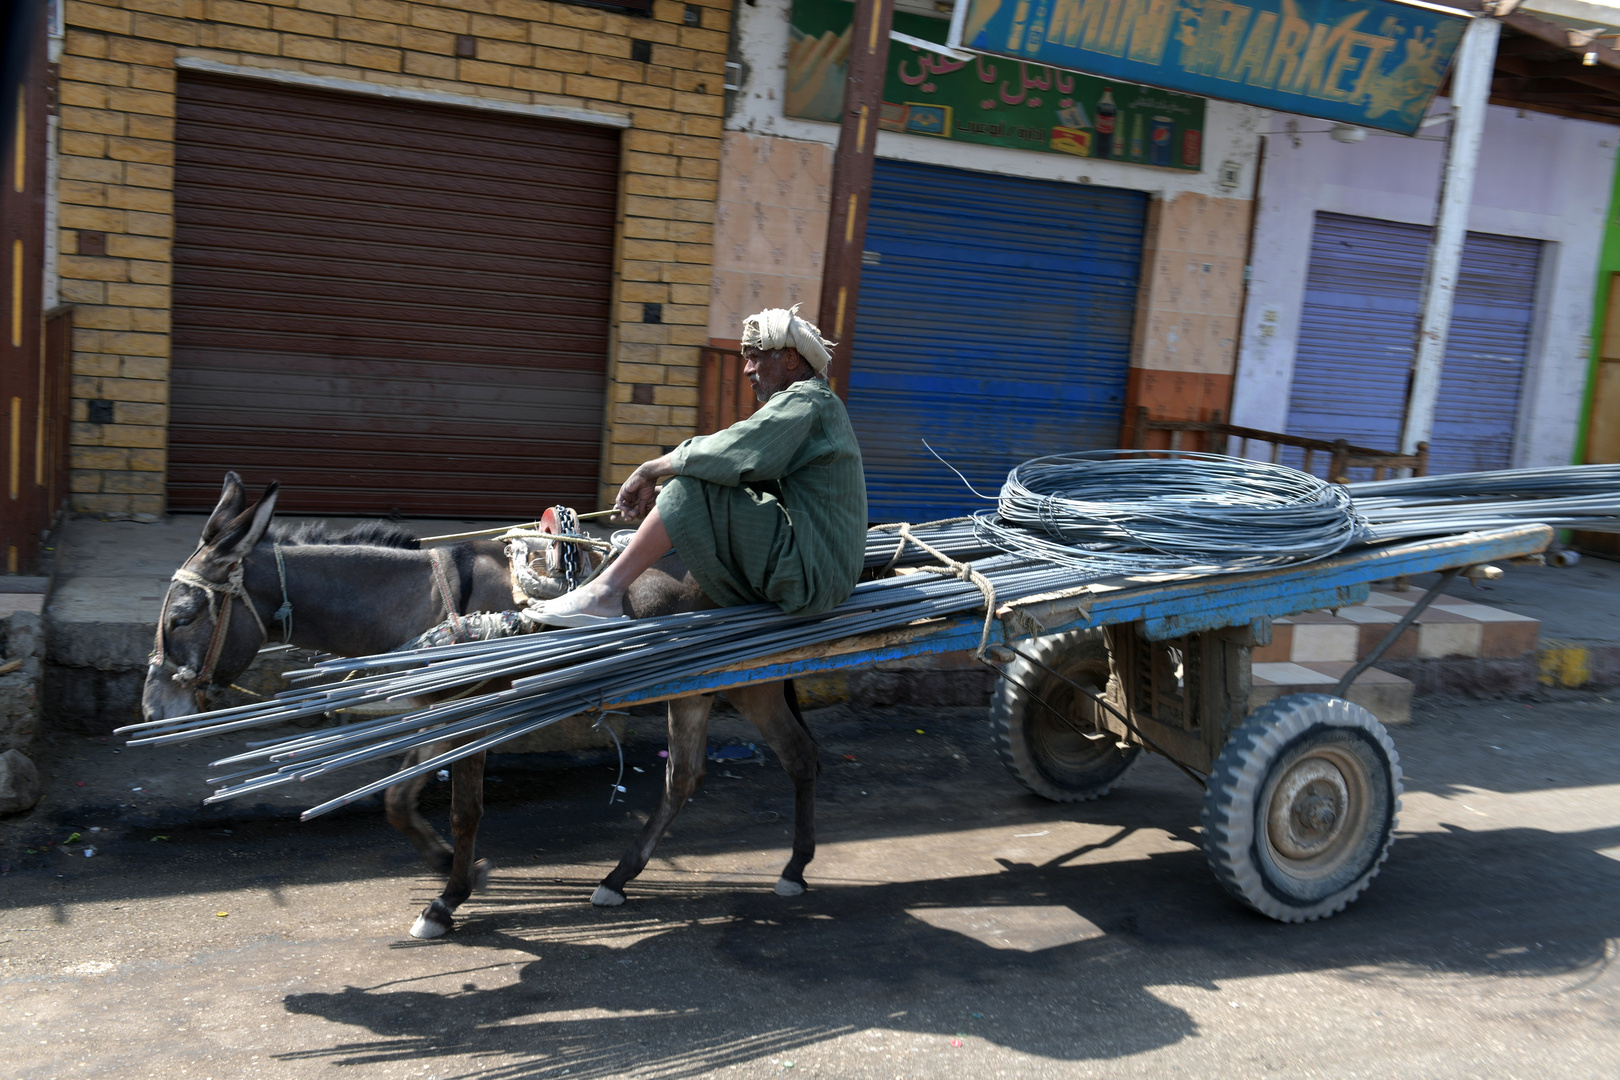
[1201,693,1402,922]
[990,629,1139,802]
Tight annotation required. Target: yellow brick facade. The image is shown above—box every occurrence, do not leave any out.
[57,0,729,514]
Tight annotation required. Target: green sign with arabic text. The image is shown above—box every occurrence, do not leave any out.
[787,0,1206,171]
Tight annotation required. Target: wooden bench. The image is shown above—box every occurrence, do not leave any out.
[1131,408,1428,482]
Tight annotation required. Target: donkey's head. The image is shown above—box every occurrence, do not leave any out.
[142,472,279,723]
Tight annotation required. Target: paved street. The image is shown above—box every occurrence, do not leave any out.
[4,691,1620,1079]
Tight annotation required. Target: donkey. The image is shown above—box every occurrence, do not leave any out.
[141,473,820,938]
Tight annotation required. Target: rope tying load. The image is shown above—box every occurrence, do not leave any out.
[886,522,1001,659]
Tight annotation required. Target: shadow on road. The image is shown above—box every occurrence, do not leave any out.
[275,815,1620,1078]
[10,698,1620,1075]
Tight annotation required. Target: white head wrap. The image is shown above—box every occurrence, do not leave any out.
[740,304,835,374]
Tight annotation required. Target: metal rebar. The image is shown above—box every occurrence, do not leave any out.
[128,458,1620,817]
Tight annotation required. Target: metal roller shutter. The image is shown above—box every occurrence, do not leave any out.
[168,73,618,516]
[1286,211,1540,475]
[849,159,1147,521]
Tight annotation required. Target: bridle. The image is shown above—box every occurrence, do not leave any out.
[149,544,294,695]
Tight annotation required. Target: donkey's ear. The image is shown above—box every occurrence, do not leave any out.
[200,471,248,544]
[212,482,280,564]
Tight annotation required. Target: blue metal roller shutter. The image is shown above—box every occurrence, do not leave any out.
[849,159,1147,521]
[1286,212,1540,475]
[1436,232,1541,471]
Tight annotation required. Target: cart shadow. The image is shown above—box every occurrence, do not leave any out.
[276,819,1620,1077]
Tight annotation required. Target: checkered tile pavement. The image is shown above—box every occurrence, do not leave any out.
[1242,590,1540,723]
[1253,589,1541,665]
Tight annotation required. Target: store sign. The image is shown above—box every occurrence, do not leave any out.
[787,0,1206,171]
[951,0,1468,135]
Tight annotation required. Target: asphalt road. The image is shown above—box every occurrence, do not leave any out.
[4,691,1620,1079]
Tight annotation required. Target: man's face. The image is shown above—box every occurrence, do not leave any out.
[743,346,806,403]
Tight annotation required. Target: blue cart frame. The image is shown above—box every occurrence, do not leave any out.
[603,523,1553,922]
[610,524,1551,720]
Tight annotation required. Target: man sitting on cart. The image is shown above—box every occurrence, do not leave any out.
[535,305,868,626]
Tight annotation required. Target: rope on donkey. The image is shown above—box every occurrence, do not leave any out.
[271,543,294,644]
[158,563,271,688]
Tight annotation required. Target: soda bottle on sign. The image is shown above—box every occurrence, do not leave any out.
[1150,116,1173,166]
[1129,113,1144,160]
[1182,129,1202,167]
[1095,88,1116,159]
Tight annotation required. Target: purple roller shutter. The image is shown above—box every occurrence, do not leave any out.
[1286,211,1540,475]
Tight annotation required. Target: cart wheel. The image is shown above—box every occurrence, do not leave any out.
[1202,693,1402,922]
[990,629,1139,802]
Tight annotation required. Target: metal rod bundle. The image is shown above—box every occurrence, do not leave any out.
[1349,463,1620,501]
[118,553,1098,818]
[1349,464,1620,538]
[123,455,1620,819]
[1361,495,1620,540]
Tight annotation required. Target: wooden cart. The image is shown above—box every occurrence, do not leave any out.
[605,523,1552,922]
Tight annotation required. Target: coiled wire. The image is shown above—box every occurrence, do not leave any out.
[973,450,1369,573]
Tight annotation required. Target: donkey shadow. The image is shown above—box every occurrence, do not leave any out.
[278,819,1620,1077]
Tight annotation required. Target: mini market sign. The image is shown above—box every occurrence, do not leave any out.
[789,0,1207,170]
[949,0,1470,135]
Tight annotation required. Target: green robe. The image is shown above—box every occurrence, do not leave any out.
[657,378,867,616]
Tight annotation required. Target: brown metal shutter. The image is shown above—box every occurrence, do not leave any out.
[168,73,618,517]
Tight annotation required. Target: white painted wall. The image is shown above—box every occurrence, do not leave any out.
[1231,102,1618,468]
[726,0,1267,201]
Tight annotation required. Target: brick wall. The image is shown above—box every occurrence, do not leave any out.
[56,0,730,514]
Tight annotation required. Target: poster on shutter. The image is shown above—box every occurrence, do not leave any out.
[786,0,1206,171]
[950,0,1467,136]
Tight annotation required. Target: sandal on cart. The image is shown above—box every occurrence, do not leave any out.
[533,609,628,628]
[524,597,630,628]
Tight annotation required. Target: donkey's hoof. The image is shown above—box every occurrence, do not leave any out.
[409,900,454,939]
[774,877,806,897]
[473,858,495,892]
[409,914,449,939]
[591,885,626,907]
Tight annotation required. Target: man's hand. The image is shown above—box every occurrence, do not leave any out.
[614,454,675,522]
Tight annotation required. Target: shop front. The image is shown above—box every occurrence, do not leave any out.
[711,0,1263,520]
